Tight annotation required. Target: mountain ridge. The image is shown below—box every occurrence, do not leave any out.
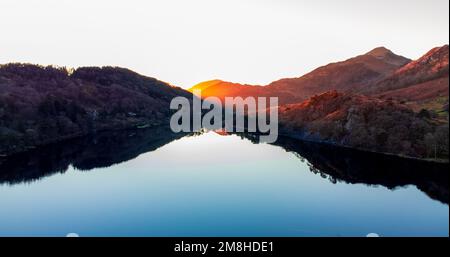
[190,46,412,104]
[189,45,448,113]
[1,45,448,159]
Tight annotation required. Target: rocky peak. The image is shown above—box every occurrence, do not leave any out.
[365,47,411,66]
[366,47,394,58]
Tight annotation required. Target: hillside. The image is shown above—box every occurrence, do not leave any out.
[189,80,300,104]
[188,80,225,93]
[368,45,449,113]
[367,45,449,94]
[190,47,411,104]
[267,47,410,99]
[2,45,448,159]
[190,46,449,157]
[278,91,448,159]
[0,64,191,156]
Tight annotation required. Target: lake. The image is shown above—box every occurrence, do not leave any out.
[0,127,448,237]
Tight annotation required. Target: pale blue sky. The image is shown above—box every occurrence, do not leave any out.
[0,0,448,88]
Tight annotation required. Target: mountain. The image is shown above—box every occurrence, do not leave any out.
[272,46,448,159]
[367,45,449,113]
[190,47,411,104]
[368,45,449,93]
[0,64,191,156]
[188,79,224,93]
[267,47,410,97]
[189,80,260,98]
[2,45,447,159]
[364,47,412,66]
[191,45,448,117]
[188,80,299,103]
[278,91,449,159]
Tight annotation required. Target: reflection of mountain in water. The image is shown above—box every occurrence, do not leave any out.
[0,126,188,185]
[241,134,449,204]
[1,129,448,204]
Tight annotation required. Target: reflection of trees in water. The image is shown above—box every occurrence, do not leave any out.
[239,133,449,204]
[0,126,188,185]
[0,130,448,204]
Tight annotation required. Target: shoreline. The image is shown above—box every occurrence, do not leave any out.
[278,131,449,164]
[1,127,449,164]
[0,123,170,159]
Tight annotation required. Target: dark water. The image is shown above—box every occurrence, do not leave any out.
[0,127,448,236]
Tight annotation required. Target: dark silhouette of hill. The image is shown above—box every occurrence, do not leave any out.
[0,64,191,155]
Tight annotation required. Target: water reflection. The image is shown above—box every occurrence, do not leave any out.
[0,126,189,185]
[242,134,448,204]
[0,127,448,204]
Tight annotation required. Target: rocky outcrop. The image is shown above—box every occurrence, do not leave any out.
[278,91,449,159]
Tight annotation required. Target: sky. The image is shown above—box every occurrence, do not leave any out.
[0,0,448,88]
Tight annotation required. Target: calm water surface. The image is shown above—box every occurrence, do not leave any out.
[0,130,448,236]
